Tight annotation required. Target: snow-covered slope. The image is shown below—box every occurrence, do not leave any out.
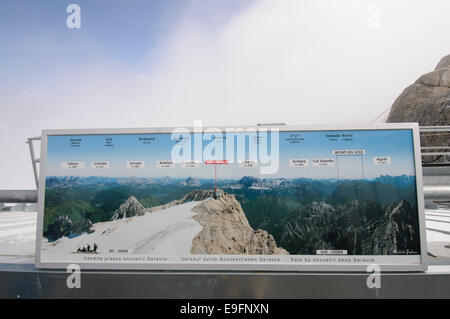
[42,201,203,256]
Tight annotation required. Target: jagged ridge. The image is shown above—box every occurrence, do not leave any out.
[144,189,216,213]
[190,193,288,255]
[279,199,420,255]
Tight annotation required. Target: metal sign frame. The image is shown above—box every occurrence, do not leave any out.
[35,123,427,272]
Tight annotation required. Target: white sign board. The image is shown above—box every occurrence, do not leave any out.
[36,124,426,271]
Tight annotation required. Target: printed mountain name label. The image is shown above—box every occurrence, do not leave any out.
[239,160,258,168]
[333,150,366,155]
[157,160,175,168]
[373,156,391,165]
[69,138,82,147]
[182,161,200,168]
[90,161,110,169]
[312,159,335,166]
[126,161,144,169]
[139,136,155,145]
[289,159,309,167]
[61,161,85,169]
[104,138,114,147]
[205,160,229,164]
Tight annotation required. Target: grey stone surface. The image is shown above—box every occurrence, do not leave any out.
[436,54,450,70]
[387,55,450,156]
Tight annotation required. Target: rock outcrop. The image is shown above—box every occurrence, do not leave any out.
[435,54,450,70]
[387,54,450,151]
[44,215,73,241]
[111,196,145,220]
[363,200,420,255]
[44,214,94,241]
[71,218,93,235]
[182,189,216,202]
[279,199,420,255]
[190,193,288,255]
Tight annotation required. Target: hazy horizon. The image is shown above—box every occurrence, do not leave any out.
[45,174,416,181]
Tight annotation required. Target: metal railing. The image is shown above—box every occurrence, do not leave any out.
[0,137,41,204]
[26,136,41,189]
[420,126,450,166]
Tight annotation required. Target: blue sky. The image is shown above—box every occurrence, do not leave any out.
[45,129,416,179]
[0,0,250,90]
[1,0,449,188]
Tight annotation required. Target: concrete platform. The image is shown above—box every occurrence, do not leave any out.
[0,210,450,298]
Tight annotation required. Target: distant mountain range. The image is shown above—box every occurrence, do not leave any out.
[46,176,205,189]
[326,180,417,206]
[232,175,415,189]
[46,174,416,189]
[373,175,416,188]
[45,176,156,188]
[181,176,201,187]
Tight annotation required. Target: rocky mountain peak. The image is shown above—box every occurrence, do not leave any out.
[376,200,420,255]
[387,54,450,155]
[239,176,261,187]
[435,54,450,70]
[111,196,145,220]
[44,214,73,241]
[190,193,288,255]
[416,67,450,88]
[182,176,201,187]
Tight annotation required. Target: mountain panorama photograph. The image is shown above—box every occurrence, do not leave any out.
[40,130,421,259]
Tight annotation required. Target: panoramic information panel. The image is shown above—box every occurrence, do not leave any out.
[36,125,427,271]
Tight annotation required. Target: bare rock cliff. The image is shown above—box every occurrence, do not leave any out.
[387,54,450,150]
[190,193,288,255]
